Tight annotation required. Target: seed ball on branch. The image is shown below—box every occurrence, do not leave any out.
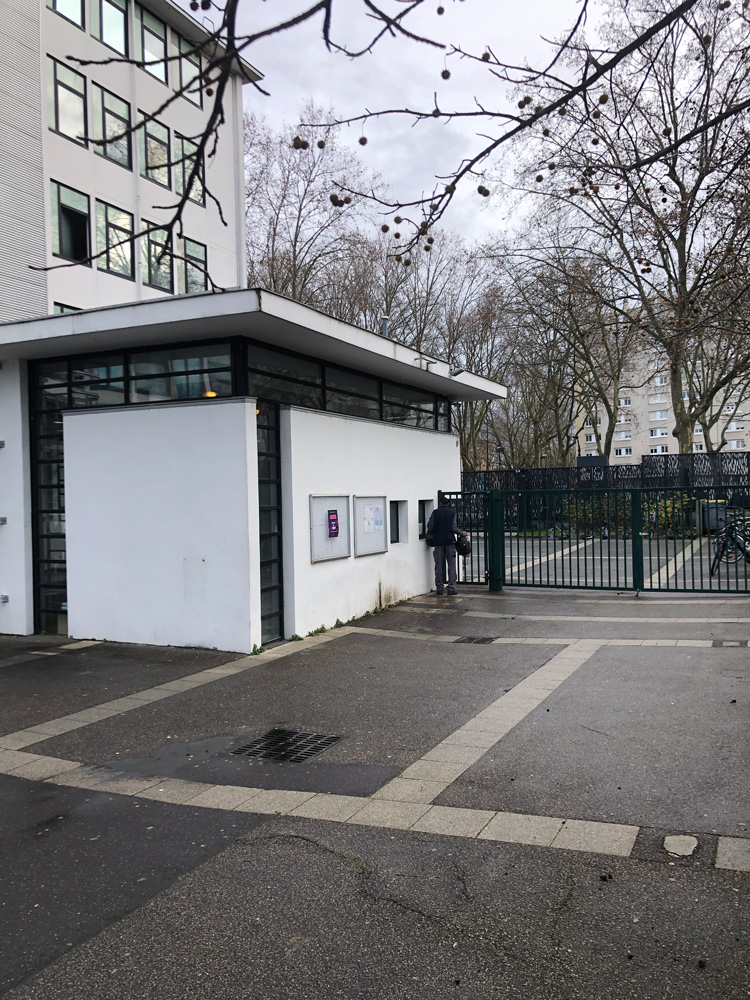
[292,136,304,149]
[437,4,445,12]
[205,87,214,96]
[395,255,403,262]
[662,127,671,136]
[445,184,455,193]
[593,110,601,119]
[536,174,543,182]
[558,107,567,116]
[317,140,326,149]
[614,183,621,189]
[703,34,712,44]
[424,245,432,251]
[441,69,451,80]
[569,186,578,195]
[481,51,490,61]
[548,162,556,170]
[477,185,490,197]
[381,224,390,233]
[599,93,609,104]
[394,216,403,224]
[358,136,368,145]
[403,258,412,266]
[432,109,441,117]
[394,232,401,239]
[591,137,600,145]
[543,128,550,136]
[343,196,352,204]
[190,0,198,8]
[427,236,434,244]
[201,0,210,8]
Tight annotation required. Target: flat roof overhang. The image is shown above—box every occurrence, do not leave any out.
[0,289,506,402]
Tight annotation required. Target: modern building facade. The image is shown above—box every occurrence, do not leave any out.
[0,291,505,650]
[2,0,255,323]
[577,357,747,463]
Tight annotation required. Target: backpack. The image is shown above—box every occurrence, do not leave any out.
[455,534,472,557]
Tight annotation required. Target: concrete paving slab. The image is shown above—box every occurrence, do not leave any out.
[479,810,564,846]
[398,760,468,783]
[234,788,315,813]
[715,836,750,871]
[0,731,48,750]
[551,818,639,857]
[372,778,450,803]
[188,785,262,810]
[0,750,43,771]
[347,799,431,830]
[5,757,82,781]
[138,779,216,805]
[289,793,368,822]
[421,743,487,765]
[411,805,495,838]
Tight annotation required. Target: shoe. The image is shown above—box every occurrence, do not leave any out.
[446,590,457,595]
[436,590,444,596]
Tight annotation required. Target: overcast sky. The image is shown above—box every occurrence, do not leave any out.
[190,1,595,238]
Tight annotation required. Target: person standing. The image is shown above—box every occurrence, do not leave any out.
[427,496,466,596]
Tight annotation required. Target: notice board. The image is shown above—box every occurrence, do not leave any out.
[353,495,387,557]
[309,495,351,563]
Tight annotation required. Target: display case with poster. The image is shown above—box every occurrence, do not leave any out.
[353,495,388,556]
[309,495,351,562]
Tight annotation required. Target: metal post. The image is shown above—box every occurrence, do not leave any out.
[631,489,644,591]
[489,489,504,592]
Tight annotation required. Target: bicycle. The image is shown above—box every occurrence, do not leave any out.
[709,515,750,575]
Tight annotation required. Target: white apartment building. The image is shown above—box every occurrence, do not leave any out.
[2,0,257,322]
[578,360,747,463]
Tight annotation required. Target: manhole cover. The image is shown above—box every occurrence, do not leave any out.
[231,728,343,763]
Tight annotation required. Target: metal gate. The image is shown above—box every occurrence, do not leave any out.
[443,486,750,594]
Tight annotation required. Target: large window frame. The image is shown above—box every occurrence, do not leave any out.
[92,0,129,56]
[176,236,207,294]
[174,134,204,205]
[138,113,170,188]
[141,222,173,291]
[96,201,135,279]
[46,0,84,27]
[47,57,87,147]
[50,180,91,265]
[92,83,132,169]
[135,3,167,82]
[178,35,202,106]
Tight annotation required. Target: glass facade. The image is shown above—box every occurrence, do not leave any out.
[29,337,451,636]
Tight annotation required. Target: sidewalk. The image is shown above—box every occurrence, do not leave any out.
[0,588,748,999]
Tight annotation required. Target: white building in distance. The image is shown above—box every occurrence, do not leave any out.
[2,0,256,322]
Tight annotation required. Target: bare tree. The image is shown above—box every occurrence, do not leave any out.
[508,0,750,452]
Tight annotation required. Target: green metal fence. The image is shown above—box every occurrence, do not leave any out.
[442,486,750,594]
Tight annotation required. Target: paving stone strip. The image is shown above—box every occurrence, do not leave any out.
[1,625,746,870]
[0,639,101,671]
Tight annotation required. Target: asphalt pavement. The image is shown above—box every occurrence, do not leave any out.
[0,587,747,999]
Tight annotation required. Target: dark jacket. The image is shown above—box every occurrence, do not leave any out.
[428,505,459,547]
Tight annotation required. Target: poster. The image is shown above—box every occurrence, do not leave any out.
[353,496,388,556]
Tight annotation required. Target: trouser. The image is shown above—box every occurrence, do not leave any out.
[434,544,457,592]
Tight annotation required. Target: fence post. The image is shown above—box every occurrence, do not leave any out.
[631,489,644,591]
[488,489,504,591]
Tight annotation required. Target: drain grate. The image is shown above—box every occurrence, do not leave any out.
[231,728,343,763]
[453,636,496,644]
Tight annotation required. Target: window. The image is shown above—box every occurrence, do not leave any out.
[583,416,601,427]
[586,450,597,457]
[47,57,87,145]
[418,500,434,539]
[618,397,631,407]
[53,303,81,314]
[584,433,595,443]
[614,447,632,456]
[383,382,436,428]
[92,84,131,168]
[390,501,400,543]
[616,413,629,424]
[176,236,207,294]
[724,404,735,415]
[694,443,704,452]
[135,4,167,81]
[650,410,668,420]
[47,0,84,27]
[648,393,664,404]
[730,439,746,450]
[618,431,631,440]
[93,0,128,55]
[129,344,231,403]
[650,445,669,454]
[178,35,202,106]
[730,422,745,432]
[141,222,172,290]
[174,135,204,204]
[50,181,90,263]
[96,201,134,278]
[649,427,668,437]
[654,375,668,386]
[138,113,170,187]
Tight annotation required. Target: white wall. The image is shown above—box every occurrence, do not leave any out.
[64,398,262,651]
[281,407,461,637]
[0,361,34,634]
